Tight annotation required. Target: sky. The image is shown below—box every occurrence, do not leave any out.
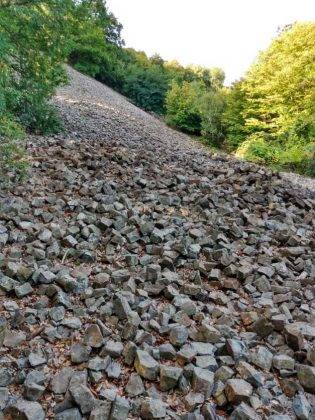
[106,0,315,85]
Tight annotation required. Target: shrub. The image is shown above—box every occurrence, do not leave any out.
[122,65,169,114]
[165,81,202,133]
[199,90,226,146]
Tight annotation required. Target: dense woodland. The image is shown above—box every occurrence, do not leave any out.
[0,0,314,178]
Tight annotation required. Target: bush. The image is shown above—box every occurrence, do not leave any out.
[236,132,315,176]
[0,116,27,182]
[122,64,169,114]
[165,81,202,133]
[199,90,226,146]
[0,1,72,180]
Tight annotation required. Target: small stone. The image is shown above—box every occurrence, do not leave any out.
[4,399,45,420]
[225,379,253,403]
[15,282,33,298]
[28,351,47,367]
[292,393,311,420]
[192,367,214,399]
[125,373,145,397]
[24,382,45,401]
[69,383,96,414]
[84,324,103,348]
[134,350,159,380]
[71,343,91,364]
[251,346,273,371]
[55,408,82,420]
[169,324,188,347]
[110,396,130,420]
[230,402,260,419]
[103,340,123,358]
[140,398,166,419]
[160,365,182,391]
[273,354,295,371]
[297,365,315,393]
[0,369,12,387]
[50,367,73,394]
[184,392,204,411]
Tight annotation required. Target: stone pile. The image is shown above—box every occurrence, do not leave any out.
[0,67,314,419]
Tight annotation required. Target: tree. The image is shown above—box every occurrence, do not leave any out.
[165,81,202,133]
[199,90,226,145]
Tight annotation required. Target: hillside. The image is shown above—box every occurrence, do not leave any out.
[0,67,314,419]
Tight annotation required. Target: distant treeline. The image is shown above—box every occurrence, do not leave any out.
[0,1,314,178]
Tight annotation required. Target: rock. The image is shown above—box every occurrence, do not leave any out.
[134,350,159,380]
[297,365,315,393]
[15,282,33,298]
[0,317,7,346]
[3,330,26,348]
[0,369,12,387]
[125,373,145,397]
[292,393,311,419]
[110,396,130,420]
[251,346,273,371]
[71,343,91,363]
[103,340,123,358]
[230,402,261,419]
[184,391,204,410]
[4,399,45,420]
[272,355,295,371]
[0,387,9,410]
[69,383,96,414]
[169,325,188,347]
[84,324,103,348]
[140,398,166,419]
[160,365,182,391]
[225,379,253,403]
[55,408,82,420]
[50,367,73,394]
[192,367,214,398]
[24,382,45,401]
[28,351,47,367]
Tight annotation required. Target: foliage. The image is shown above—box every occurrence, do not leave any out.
[122,63,169,114]
[0,0,72,180]
[199,89,226,146]
[226,22,315,175]
[165,81,202,133]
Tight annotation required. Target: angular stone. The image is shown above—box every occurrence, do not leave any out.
[230,402,260,419]
[125,373,145,397]
[273,354,295,371]
[4,399,45,420]
[292,393,311,420]
[140,398,166,419]
[160,365,182,391]
[251,346,273,371]
[55,408,82,420]
[225,379,253,403]
[110,396,130,420]
[297,365,315,393]
[192,367,214,399]
[169,324,188,347]
[50,367,73,394]
[134,350,159,380]
[71,343,91,364]
[84,324,103,348]
[69,383,96,414]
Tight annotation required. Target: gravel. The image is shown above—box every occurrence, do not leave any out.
[0,66,314,419]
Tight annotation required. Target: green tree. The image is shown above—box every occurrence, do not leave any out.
[0,0,72,180]
[199,89,226,145]
[165,81,202,133]
[123,64,169,114]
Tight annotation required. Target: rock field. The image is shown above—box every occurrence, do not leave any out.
[0,67,314,419]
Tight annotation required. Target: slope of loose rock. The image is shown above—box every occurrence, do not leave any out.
[0,66,314,419]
